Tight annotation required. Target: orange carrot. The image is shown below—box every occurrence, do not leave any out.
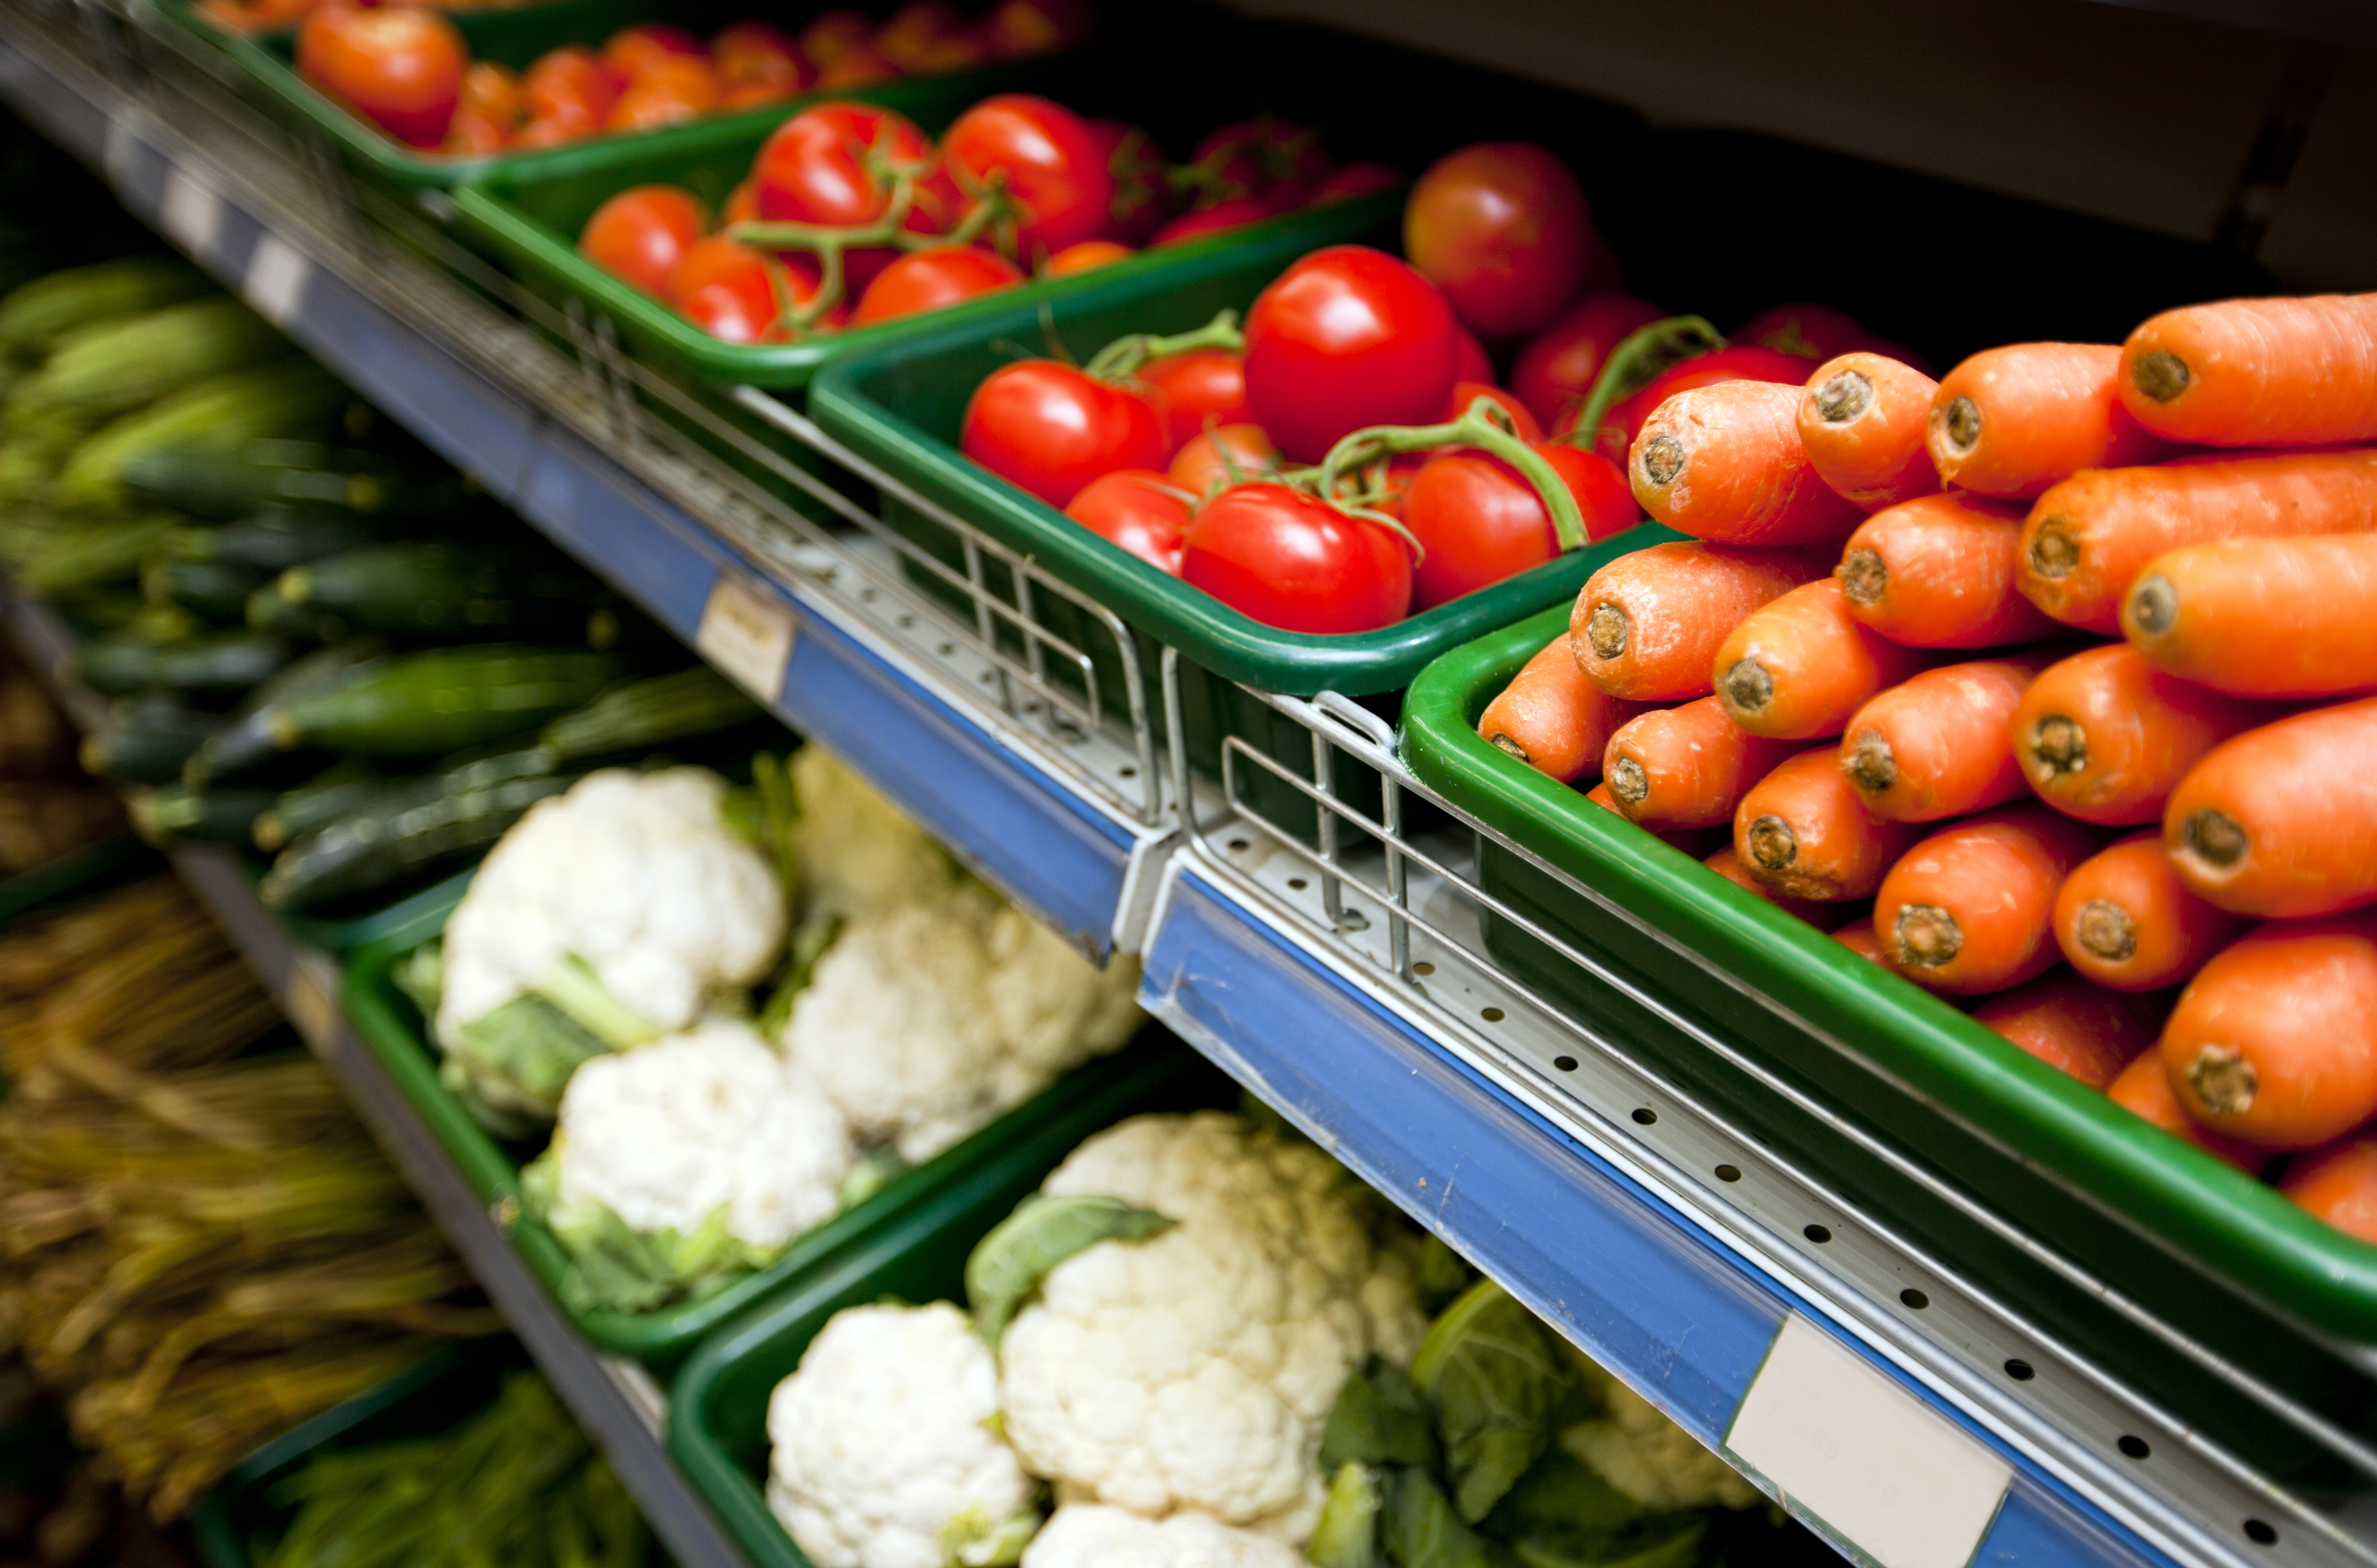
[2105,1050,2268,1174]
[1835,491,2060,649]
[1712,578,1933,740]
[1733,747,1922,901]
[1585,780,1724,856]
[1839,651,2058,822]
[1798,352,1943,512]
[2011,644,2267,826]
[1873,804,2100,994]
[2279,1135,2377,1245]
[1972,969,2158,1090]
[2123,534,2377,698]
[1703,845,1851,931]
[1478,633,1645,784]
[2052,832,2248,992]
[1926,343,2176,499]
[2015,448,2377,634]
[2120,294,2377,448]
[1629,380,1863,546]
[1834,921,1886,962]
[1603,696,1799,829]
[1570,541,1827,701]
[2162,696,2377,918]
[2159,914,2377,1149]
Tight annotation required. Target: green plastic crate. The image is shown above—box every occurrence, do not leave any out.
[340,927,1202,1368]
[1399,603,2377,1473]
[142,0,1058,196]
[669,1045,1232,1568]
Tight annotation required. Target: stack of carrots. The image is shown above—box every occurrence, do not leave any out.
[1478,291,2377,1245]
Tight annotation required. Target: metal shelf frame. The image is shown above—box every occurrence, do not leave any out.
[0,3,2369,1567]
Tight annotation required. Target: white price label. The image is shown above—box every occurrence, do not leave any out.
[244,235,311,329]
[158,166,223,261]
[1726,1313,2009,1568]
[695,570,796,703]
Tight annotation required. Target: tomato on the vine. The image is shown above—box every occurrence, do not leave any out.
[942,94,1115,261]
[1733,302,1882,363]
[1148,191,1299,248]
[800,10,874,66]
[1441,382,1542,442]
[751,102,960,292]
[297,5,465,149]
[522,45,622,135]
[1139,350,1246,451]
[603,23,704,79]
[1510,291,1666,429]
[1167,423,1277,496]
[1183,117,1329,205]
[577,185,703,299]
[712,21,808,98]
[873,0,965,67]
[1244,245,1460,463]
[962,361,1167,507]
[1404,142,1593,338]
[1064,469,1191,574]
[1088,119,1173,244]
[606,55,718,132]
[985,0,1094,57]
[1453,325,1493,384]
[852,246,1025,325]
[1401,443,1634,609]
[1312,163,1403,205]
[1181,484,1412,634]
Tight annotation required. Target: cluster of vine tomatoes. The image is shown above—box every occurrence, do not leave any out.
[576,88,1398,346]
[293,0,1087,154]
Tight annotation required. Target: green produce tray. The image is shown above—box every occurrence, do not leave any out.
[1400,604,2377,1467]
[189,1342,508,1568]
[143,0,1057,196]
[669,1046,1233,1568]
[453,124,1402,395]
[341,928,1201,1368]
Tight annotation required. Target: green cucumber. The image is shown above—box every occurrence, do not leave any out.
[254,541,609,644]
[80,694,223,784]
[262,645,627,759]
[162,509,386,573]
[142,555,267,622]
[184,639,389,786]
[0,258,210,354]
[541,665,765,760]
[254,758,395,852]
[259,771,582,911]
[76,629,292,697]
[17,297,288,421]
[120,441,465,522]
[131,782,278,845]
[55,361,346,513]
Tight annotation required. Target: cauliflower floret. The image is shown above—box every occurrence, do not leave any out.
[996,1112,1420,1543]
[1559,1370,1761,1513]
[1018,1505,1301,1568]
[544,1018,853,1250]
[768,1303,1039,1568]
[785,885,1141,1163]
[793,745,957,921]
[436,768,785,1122]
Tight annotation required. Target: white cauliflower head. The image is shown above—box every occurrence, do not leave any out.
[768,1302,1039,1568]
[1559,1365,1761,1513]
[793,745,957,922]
[1018,1505,1302,1568]
[995,1112,1421,1543]
[544,1018,853,1251]
[436,768,786,1122]
[785,885,1142,1164]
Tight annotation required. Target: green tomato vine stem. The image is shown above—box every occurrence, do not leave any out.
[1319,396,1589,551]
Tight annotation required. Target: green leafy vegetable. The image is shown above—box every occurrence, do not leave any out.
[519,1154,780,1314]
[1321,1357,1441,1473]
[1416,1235,1477,1316]
[1410,1279,1572,1524]
[1384,1466,1497,1568]
[964,1193,1175,1347]
[1310,1462,1389,1568]
[442,994,613,1138]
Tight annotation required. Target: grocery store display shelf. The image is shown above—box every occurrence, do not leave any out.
[0,588,750,1568]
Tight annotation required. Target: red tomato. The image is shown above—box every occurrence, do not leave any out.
[1443,381,1541,442]
[445,107,511,153]
[1147,191,1298,248]
[751,102,956,292]
[604,23,704,80]
[522,46,622,134]
[606,55,718,131]
[1139,351,1246,451]
[297,5,465,148]
[1043,240,1133,277]
[578,184,704,299]
[1453,325,1493,384]
[1402,443,1637,609]
[1312,162,1402,205]
[1181,484,1412,634]
[512,116,581,149]
[456,59,522,125]
[1733,302,1880,362]
[985,0,1094,57]
[671,234,767,306]
[722,176,759,225]
[962,361,1168,507]
[817,43,899,86]
[1589,343,1812,455]
[1510,292,1666,430]
[1404,142,1593,338]
[853,245,1025,325]
[1185,117,1329,203]
[1065,469,1189,574]
[1089,119,1173,244]
[873,0,965,69]
[1244,245,1460,464]
[942,94,1114,260]
[1167,423,1277,496]
[799,9,873,65]
[712,22,810,96]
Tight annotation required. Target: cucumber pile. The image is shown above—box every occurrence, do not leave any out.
[0,253,779,914]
